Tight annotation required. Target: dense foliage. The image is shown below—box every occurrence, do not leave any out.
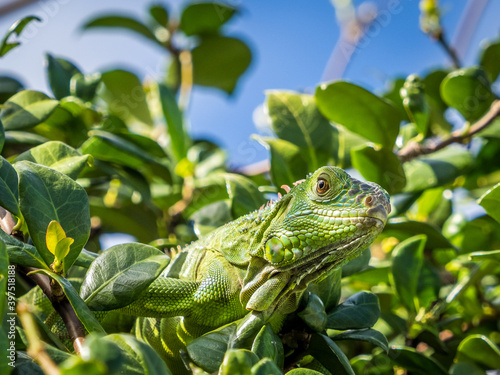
[1,2,500,374]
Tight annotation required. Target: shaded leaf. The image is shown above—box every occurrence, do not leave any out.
[220,349,259,375]
[251,358,282,375]
[83,15,159,44]
[480,39,500,82]
[0,90,59,130]
[390,346,447,375]
[341,248,371,277]
[326,291,380,330]
[456,334,500,370]
[298,293,327,332]
[0,229,47,269]
[180,2,236,36]
[0,76,23,103]
[390,235,426,312]
[385,219,454,250]
[80,243,169,310]
[225,173,266,218]
[70,73,101,102]
[16,161,90,273]
[192,35,251,94]
[46,54,81,100]
[308,267,342,311]
[0,156,19,216]
[330,328,389,352]
[149,4,169,27]
[308,333,355,375]
[316,81,401,148]
[251,325,284,368]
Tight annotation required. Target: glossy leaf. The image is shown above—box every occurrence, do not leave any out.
[192,35,251,94]
[16,161,90,273]
[308,333,355,375]
[0,76,23,103]
[29,269,105,334]
[330,328,389,352]
[298,293,327,332]
[80,243,170,310]
[158,83,188,161]
[251,358,282,375]
[326,291,380,330]
[99,70,153,126]
[180,2,236,36]
[0,156,19,216]
[225,173,266,218]
[390,235,426,312]
[351,145,406,194]
[251,325,284,368]
[316,81,401,148]
[456,334,500,369]
[46,54,81,100]
[440,67,494,121]
[0,16,41,57]
[105,333,172,375]
[478,182,500,224]
[480,39,500,82]
[220,349,259,375]
[15,141,92,179]
[385,219,454,250]
[307,267,342,311]
[390,346,447,375]
[266,91,333,169]
[341,248,371,277]
[0,90,59,130]
[0,229,47,269]
[82,15,159,44]
[46,220,70,256]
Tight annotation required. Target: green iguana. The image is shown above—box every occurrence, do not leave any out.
[40,166,389,373]
[119,166,390,372]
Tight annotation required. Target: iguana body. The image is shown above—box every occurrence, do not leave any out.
[120,166,390,372]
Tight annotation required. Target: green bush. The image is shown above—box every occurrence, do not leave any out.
[1,2,499,374]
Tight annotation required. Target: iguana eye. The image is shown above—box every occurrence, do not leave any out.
[316,178,329,195]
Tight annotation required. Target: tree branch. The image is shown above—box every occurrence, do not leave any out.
[398,99,500,162]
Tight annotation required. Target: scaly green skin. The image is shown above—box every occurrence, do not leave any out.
[121,166,390,372]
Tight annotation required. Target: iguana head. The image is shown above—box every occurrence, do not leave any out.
[241,166,390,313]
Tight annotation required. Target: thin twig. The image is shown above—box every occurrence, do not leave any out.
[398,99,500,162]
[437,33,461,69]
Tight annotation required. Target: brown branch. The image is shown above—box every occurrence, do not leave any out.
[0,206,86,354]
[398,99,500,163]
[437,33,460,69]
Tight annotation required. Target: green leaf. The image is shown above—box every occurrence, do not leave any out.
[4,130,49,148]
[251,358,282,375]
[450,362,488,375]
[251,325,284,368]
[46,54,82,100]
[330,328,389,352]
[0,16,41,57]
[46,220,68,255]
[385,219,455,250]
[478,182,500,224]
[390,346,447,375]
[0,90,59,130]
[456,334,500,369]
[16,161,90,273]
[266,91,334,169]
[298,293,327,332]
[308,333,355,375]
[403,146,472,192]
[149,4,169,27]
[480,39,500,82]
[74,249,98,268]
[351,145,406,194]
[158,83,188,160]
[104,333,172,375]
[315,81,401,148]
[220,349,259,375]
[0,76,23,103]
[390,235,426,312]
[0,120,4,153]
[180,2,236,36]
[400,75,430,135]
[0,229,47,269]
[469,249,500,262]
[253,136,309,190]
[326,291,380,330]
[192,35,251,94]
[225,173,266,218]
[15,141,92,180]
[80,243,169,310]
[0,156,19,217]
[82,15,159,44]
[416,260,441,310]
[99,70,153,126]
[307,267,342,311]
[187,321,239,372]
[440,67,494,121]
[28,269,105,334]
[341,248,371,277]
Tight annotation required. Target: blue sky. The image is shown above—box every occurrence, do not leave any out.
[1,0,499,167]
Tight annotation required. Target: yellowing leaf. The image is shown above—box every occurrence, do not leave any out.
[54,237,74,262]
[46,220,67,255]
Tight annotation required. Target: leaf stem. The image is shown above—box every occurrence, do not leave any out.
[398,99,500,162]
[437,33,461,69]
